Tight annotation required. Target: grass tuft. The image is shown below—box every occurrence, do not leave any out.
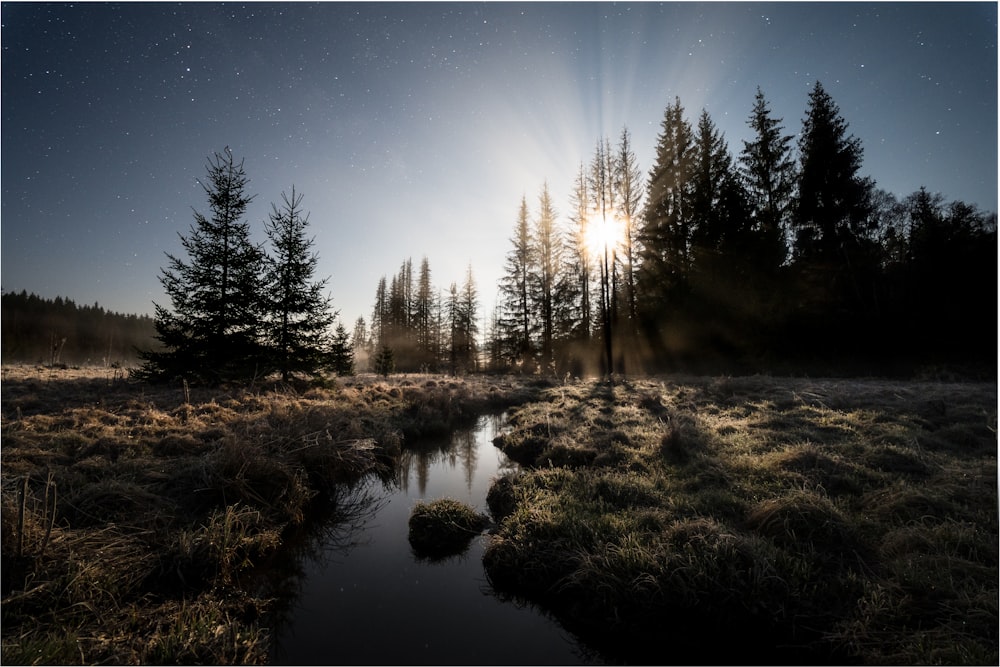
[407,498,489,560]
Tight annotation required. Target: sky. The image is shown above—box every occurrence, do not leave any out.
[2,2,997,330]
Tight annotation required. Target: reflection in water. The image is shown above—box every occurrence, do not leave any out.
[248,479,392,633]
[399,414,512,496]
[266,413,596,666]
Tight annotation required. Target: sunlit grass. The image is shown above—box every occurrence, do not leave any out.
[0,365,536,664]
[485,375,998,663]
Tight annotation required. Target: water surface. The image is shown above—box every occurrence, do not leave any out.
[269,414,597,665]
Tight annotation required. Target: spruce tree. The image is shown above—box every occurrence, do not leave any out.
[497,197,536,370]
[793,81,874,263]
[262,186,337,381]
[532,182,560,372]
[329,321,355,376]
[139,148,265,384]
[614,126,644,332]
[566,162,592,343]
[739,87,794,272]
[638,97,694,323]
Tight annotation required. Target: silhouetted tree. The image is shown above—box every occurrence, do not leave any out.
[446,266,479,374]
[497,197,536,370]
[566,162,593,343]
[413,256,437,370]
[614,126,644,338]
[262,186,337,381]
[352,316,371,372]
[792,82,875,265]
[739,87,795,273]
[791,81,878,354]
[138,148,265,384]
[588,136,619,377]
[329,321,355,376]
[532,182,560,372]
[638,97,694,333]
[373,344,394,377]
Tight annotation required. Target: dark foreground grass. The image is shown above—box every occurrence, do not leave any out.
[485,375,998,665]
[0,366,528,664]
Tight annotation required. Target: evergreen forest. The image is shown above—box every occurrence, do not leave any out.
[11,82,993,382]
[1,290,157,366]
[366,83,997,378]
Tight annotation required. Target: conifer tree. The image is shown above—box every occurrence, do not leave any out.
[262,186,337,381]
[497,197,536,370]
[413,256,436,370]
[138,148,265,384]
[792,81,877,329]
[589,137,619,376]
[532,182,560,372]
[614,126,644,331]
[352,316,371,372]
[445,267,479,375]
[638,97,694,322]
[329,321,355,376]
[739,87,795,271]
[793,81,874,263]
[566,162,592,342]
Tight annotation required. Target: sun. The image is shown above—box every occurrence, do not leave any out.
[584,212,626,260]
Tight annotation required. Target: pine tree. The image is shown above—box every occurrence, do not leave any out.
[739,87,794,272]
[638,98,694,323]
[446,265,479,374]
[497,197,536,370]
[262,186,337,381]
[138,148,265,384]
[413,256,436,371]
[372,276,388,351]
[329,321,355,376]
[532,182,560,373]
[793,81,874,263]
[589,137,620,377]
[373,344,395,377]
[352,316,371,372]
[614,126,644,332]
[566,162,592,343]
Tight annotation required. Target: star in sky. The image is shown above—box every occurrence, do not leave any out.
[2,2,996,327]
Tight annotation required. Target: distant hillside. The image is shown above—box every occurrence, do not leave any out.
[1,290,159,366]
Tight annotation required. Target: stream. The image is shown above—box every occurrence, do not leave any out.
[267,413,599,665]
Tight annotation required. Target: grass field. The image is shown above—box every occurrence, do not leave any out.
[0,365,523,664]
[485,374,998,664]
[2,366,996,664]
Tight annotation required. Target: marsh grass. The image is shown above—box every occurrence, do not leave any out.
[1,365,528,664]
[407,497,489,560]
[485,375,997,664]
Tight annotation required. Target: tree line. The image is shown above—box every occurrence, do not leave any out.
[139,80,995,384]
[1,290,157,366]
[352,257,480,375]
[485,81,996,377]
